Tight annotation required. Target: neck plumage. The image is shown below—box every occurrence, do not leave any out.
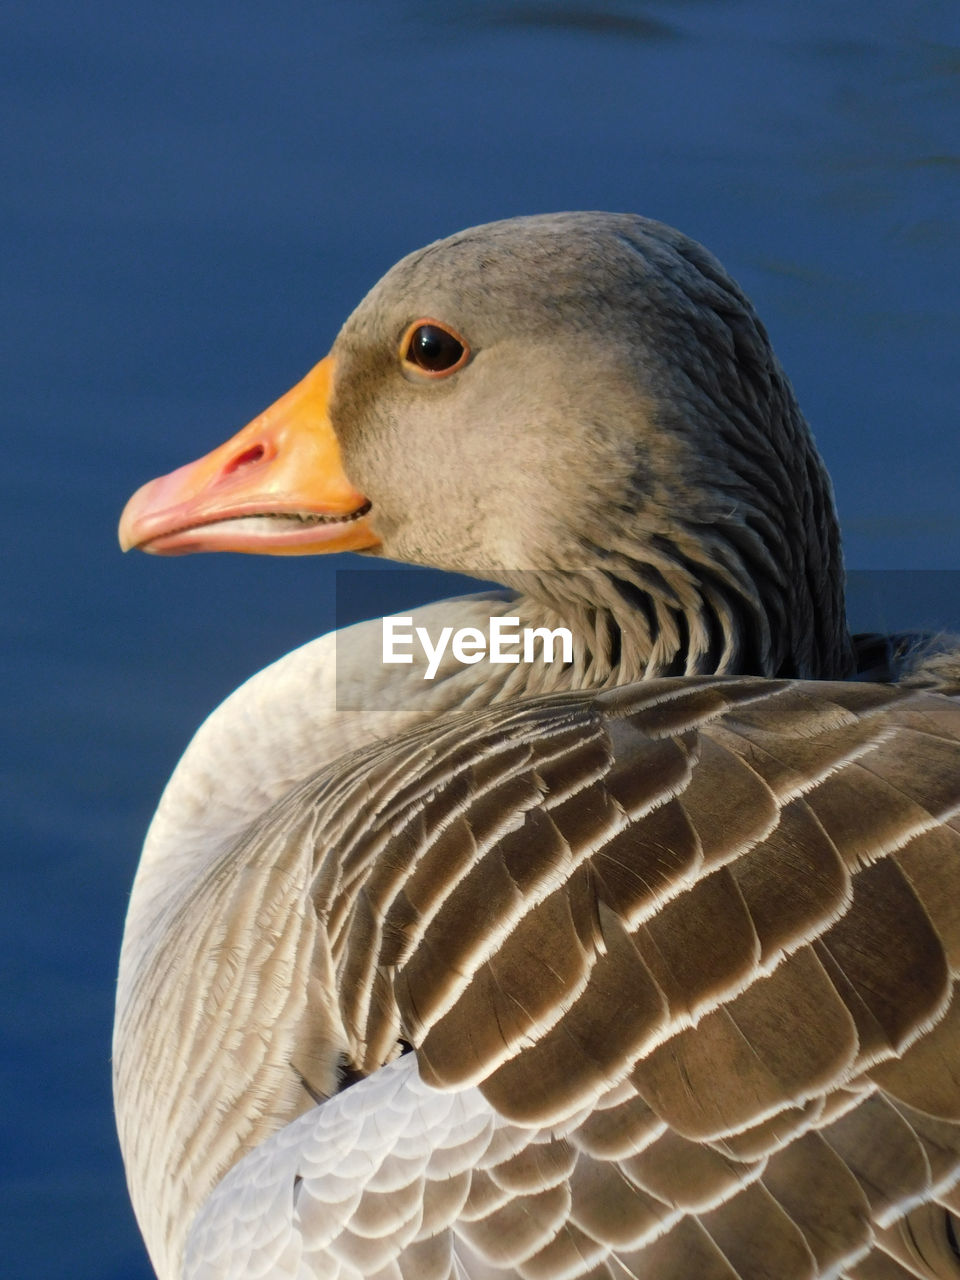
[503,532,853,689]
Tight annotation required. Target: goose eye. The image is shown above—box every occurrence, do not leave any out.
[402,321,468,376]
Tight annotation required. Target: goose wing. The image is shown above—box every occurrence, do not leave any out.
[183,670,960,1279]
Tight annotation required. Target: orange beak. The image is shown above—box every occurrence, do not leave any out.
[118,355,380,556]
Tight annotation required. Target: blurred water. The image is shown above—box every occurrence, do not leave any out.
[3,1,959,1275]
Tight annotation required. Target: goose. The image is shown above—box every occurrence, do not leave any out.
[116,212,960,1280]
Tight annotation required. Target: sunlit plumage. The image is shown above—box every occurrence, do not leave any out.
[116,214,960,1280]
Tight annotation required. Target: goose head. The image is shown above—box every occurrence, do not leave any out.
[119,212,852,680]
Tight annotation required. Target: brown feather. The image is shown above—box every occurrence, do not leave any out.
[761,1131,873,1272]
[631,947,858,1139]
[869,990,960,1121]
[818,858,950,1063]
[896,825,960,974]
[698,1179,819,1279]
[822,1092,935,1224]
[623,1215,743,1278]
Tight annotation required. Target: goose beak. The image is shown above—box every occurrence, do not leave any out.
[118,355,380,556]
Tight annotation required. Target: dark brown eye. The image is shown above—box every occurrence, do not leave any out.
[402,320,468,376]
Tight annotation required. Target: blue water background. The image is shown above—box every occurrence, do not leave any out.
[3,2,959,1276]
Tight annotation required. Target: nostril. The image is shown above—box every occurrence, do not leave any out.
[223,444,266,474]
